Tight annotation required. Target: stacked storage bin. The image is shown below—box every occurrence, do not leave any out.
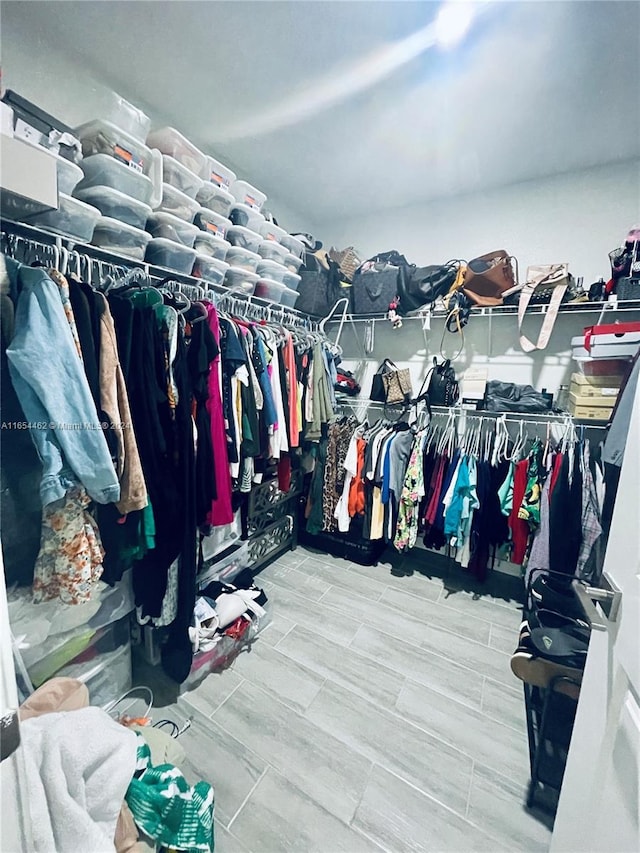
[72,97,154,258]
[11,572,135,708]
[146,127,231,285]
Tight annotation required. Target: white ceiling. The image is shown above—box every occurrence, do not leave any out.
[2,1,639,229]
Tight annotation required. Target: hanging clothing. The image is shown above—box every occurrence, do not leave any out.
[508,458,530,565]
[205,304,233,527]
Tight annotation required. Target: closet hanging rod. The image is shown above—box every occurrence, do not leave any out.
[1,218,318,330]
[321,301,640,323]
[335,398,609,429]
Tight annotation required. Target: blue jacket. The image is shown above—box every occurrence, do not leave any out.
[6,259,120,507]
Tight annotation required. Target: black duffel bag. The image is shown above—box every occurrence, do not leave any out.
[396,261,460,314]
[295,252,343,317]
[351,251,409,315]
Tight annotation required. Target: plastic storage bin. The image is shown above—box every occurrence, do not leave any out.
[74,186,151,230]
[282,270,301,292]
[56,155,83,195]
[76,153,154,205]
[194,208,231,240]
[201,154,236,190]
[259,221,287,244]
[27,613,131,687]
[161,154,203,199]
[281,233,305,259]
[283,252,304,273]
[157,183,200,222]
[226,225,262,252]
[229,203,265,231]
[147,127,207,176]
[254,278,288,303]
[280,285,299,308]
[230,179,267,211]
[28,193,100,243]
[223,267,258,296]
[256,259,290,284]
[63,641,132,709]
[146,211,199,247]
[196,182,234,217]
[192,255,229,285]
[75,119,152,174]
[194,231,230,261]
[92,217,152,260]
[225,247,261,272]
[146,238,197,274]
[197,541,249,589]
[257,239,289,264]
[103,94,150,142]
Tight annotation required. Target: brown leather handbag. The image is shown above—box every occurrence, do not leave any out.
[462,250,519,306]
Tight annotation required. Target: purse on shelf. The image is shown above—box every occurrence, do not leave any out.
[370,359,413,404]
[351,251,409,315]
[396,261,459,314]
[462,250,519,306]
[295,251,344,317]
[514,263,584,352]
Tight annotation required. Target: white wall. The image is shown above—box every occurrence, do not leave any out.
[320,161,640,287]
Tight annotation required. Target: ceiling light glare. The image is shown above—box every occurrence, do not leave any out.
[435,2,474,49]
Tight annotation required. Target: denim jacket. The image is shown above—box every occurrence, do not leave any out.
[5,259,120,507]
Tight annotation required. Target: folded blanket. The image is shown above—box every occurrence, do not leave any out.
[20,706,138,852]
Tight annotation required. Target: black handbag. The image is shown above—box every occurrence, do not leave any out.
[396,262,459,314]
[421,357,459,407]
[351,251,409,315]
[295,253,343,317]
[482,381,552,414]
[370,359,412,404]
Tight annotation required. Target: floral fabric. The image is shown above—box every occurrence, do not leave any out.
[33,484,105,604]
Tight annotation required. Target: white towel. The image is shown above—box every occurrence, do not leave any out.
[20,706,138,853]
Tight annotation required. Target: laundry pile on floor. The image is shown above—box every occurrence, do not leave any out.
[18,677,214,853]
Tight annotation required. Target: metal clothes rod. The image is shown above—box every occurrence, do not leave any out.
[335,398,609,429]
[1,219,319,330]
[322,301,640,323]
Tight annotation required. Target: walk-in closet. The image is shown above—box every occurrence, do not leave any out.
[1,2,639,852]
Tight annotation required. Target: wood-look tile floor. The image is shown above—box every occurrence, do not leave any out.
[142,547,554,853]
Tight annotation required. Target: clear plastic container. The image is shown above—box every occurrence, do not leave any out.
[280,285,299,308]
[146,238,197,274]
[161,154,203,199]
[194,208,231,240]
[257,239,289,264]
[283,252,304,273]
[229,203,265,231]
[146,211,199,247]
[256,259,289,284]
[196,182,234,217]
[194,231,230,261]
[226,225,262,253]
[223,267,258,295]
[282,270,301,292]
[76,153,154,204]
[281,233,305,258]
[225,246,261,272]
[92,217,152,260]
[200,154,236,190]
[75,119,152,174]
[28,193,101,243]
[192,255,229,286]
[230,179,267,211]
[56,156,83,195]
[157,183,200,222]
[254,278,287,303]
[146,127,207,176]
[84,642,132,709]
[104,93,151,142]
[258,221,287,244]
[74,186,151,230]
[162,154,202,198]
